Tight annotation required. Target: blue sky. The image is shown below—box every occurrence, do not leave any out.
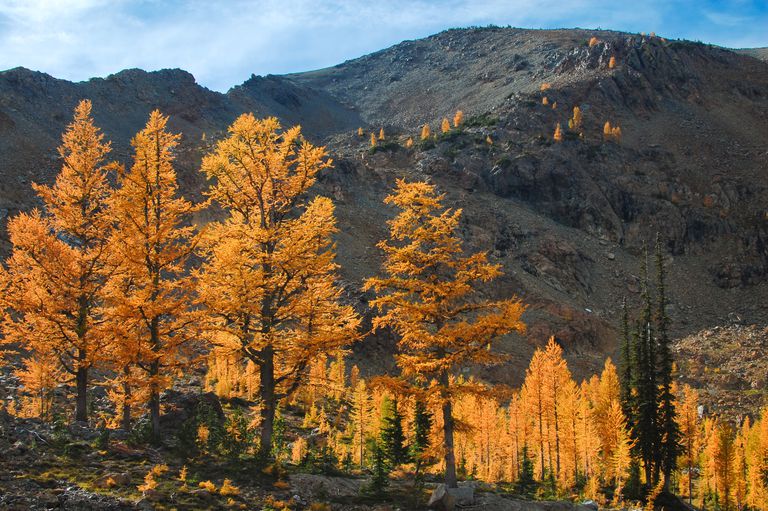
[0,0,766,92]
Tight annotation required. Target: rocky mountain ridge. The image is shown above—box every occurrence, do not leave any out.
[1,26,767,387]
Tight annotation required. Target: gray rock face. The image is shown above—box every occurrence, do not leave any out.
[447,483,475,505]
[159,390,224,433]
[0,26,767,385]
[428,484,456,511]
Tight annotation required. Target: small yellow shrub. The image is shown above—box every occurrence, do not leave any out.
[220,478,240,496]
[199,480,217,493]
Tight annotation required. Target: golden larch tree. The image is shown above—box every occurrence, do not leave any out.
[357,127,364,137]
[453,110,463,128]
[0,100,115,423]
[543,337,572,480]
[715,422,735,511]
[370,132,377,147]
[677,384,700,504]
[405,137,414,148]
[554,123,563,142]
[365,179,525,487]
[12,353,61,419]
[733,425,748,511]
[103,110,199,438]
[609,56,617,69]
[379,127,385,140]
[441,118,451,134]
[603,121,613,139]
[197,114,360,457]
[605,400,635,489]
[349,379,373,467]
[420,124,431,140]
[572,106,583,129]
[746,405,768,509]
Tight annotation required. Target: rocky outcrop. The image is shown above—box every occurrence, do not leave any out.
[1,26,767,382]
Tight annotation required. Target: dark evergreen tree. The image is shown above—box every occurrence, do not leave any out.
[364,442,390,497]
[624,460,643,501]
[619,237,681,497]
[619,297,635,425]
[515,446,537,497]
[654,234,679,490]
[410,399,433,475]
[636,247,660,487]
[380,397,409,467]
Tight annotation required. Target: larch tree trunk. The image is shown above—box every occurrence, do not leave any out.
[121,365,132,431]
[440,371,458,488]
[75,361,88,423]
[259,344,276,459]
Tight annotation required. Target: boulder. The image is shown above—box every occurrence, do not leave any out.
[448,483,475,505]
[159,390,224,432]
[428,484,456,511]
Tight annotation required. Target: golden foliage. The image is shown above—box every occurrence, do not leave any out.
[571,106,583,129]
[220,479,240,496]
[441,118,451,133]
[589,36,599,47]
[138,465,167,493]
[420,124,431,140]
[378,127,385,140]
[604,121,622,142]
[542,96,549,106]
[103,110,199,435]
[0,99,116,422]
[365,179,525,485]
[405,137,414,148]
[540,83,551,91]
[357,127,363,136]
[370,132,376,147]
[198,480,217,492]
[609,55,617,69]
[554,123,563,142]
[197,115,359,454]
[12,355,62,419]
[453,110,463,128]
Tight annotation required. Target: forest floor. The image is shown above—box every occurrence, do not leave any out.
[0,404,624,511]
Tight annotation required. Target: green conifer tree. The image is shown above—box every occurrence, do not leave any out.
[619,297,635,425]
[636,246,660,488]
[654,234,679,490]
[380,397,409,467]
[515,446,537,497]
[365,442,390,497]
[411,399,432,469]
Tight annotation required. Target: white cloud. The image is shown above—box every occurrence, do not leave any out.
[0,0,764,92]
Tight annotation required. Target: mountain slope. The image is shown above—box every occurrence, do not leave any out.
[1,27,767,386]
